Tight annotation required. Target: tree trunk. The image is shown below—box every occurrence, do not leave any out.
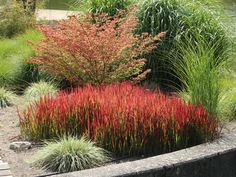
[17,0,36,14]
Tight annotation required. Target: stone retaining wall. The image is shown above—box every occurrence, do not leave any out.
[50,132,236,177]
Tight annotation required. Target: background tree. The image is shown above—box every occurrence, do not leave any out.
[16,0,37,14]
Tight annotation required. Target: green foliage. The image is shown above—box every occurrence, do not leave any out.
[0,1,35,38]
[172,37,227,116]
[218,55,236,120]
[0,87,16,108]
[16,0,37,15]
[24,81,57,103]
[44,0,73,10]
[136,0,230,88]
[73,0,136,16]
[218,88,236,121]
[31,136,110,173]
[0,29,42,90]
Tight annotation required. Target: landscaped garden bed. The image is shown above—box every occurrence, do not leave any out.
[0,0,235,176]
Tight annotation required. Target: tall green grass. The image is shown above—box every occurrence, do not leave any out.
[173,42,223,115]
[171,35,231,117]
[136,0,231,89]
[0,29,42,90]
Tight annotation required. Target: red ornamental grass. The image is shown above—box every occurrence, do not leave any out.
[19,82,218,155]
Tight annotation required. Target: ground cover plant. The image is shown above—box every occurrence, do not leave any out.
[20,82,218,156]
[0,29,42,90]
[31,136,110,173]
[28,9,165,86]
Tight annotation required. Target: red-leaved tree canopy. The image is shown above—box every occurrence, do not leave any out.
[28,8,165,86]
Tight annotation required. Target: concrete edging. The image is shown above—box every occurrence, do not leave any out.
[51,132,236,177]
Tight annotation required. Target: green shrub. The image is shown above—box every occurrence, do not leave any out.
[0,29,42,90]
[73,0,136,16]
[0,1,35,38]
[0,87,16,108]
[24,81,57,103]
[136,0,230,88]
[31,136,110,173]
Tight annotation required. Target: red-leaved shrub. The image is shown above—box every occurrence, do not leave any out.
[28,9,165,86]
[20,82,218,155]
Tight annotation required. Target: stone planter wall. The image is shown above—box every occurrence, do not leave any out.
[48,132,236,177]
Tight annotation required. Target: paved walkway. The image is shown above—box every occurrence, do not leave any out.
[36,9,80,21]
[0,157,12,177]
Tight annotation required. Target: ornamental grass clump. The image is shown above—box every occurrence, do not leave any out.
[24,81,57,103]
[136,0,230,87]
[171,36,230,117]
[31,136,110,173]
[0,87,16,108]
[20,82,218,156]
[28,9,165,86]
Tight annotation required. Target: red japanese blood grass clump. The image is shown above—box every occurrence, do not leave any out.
[19,82,218,156]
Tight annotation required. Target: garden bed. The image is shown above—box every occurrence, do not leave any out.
[0,0,235,176]
[0,96,235,177]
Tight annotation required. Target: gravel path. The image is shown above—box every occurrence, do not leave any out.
[36,9,79,21]
[0,97,45,177]
[0,156,12,177]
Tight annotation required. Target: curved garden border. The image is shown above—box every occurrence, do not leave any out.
[44,131,236,177]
